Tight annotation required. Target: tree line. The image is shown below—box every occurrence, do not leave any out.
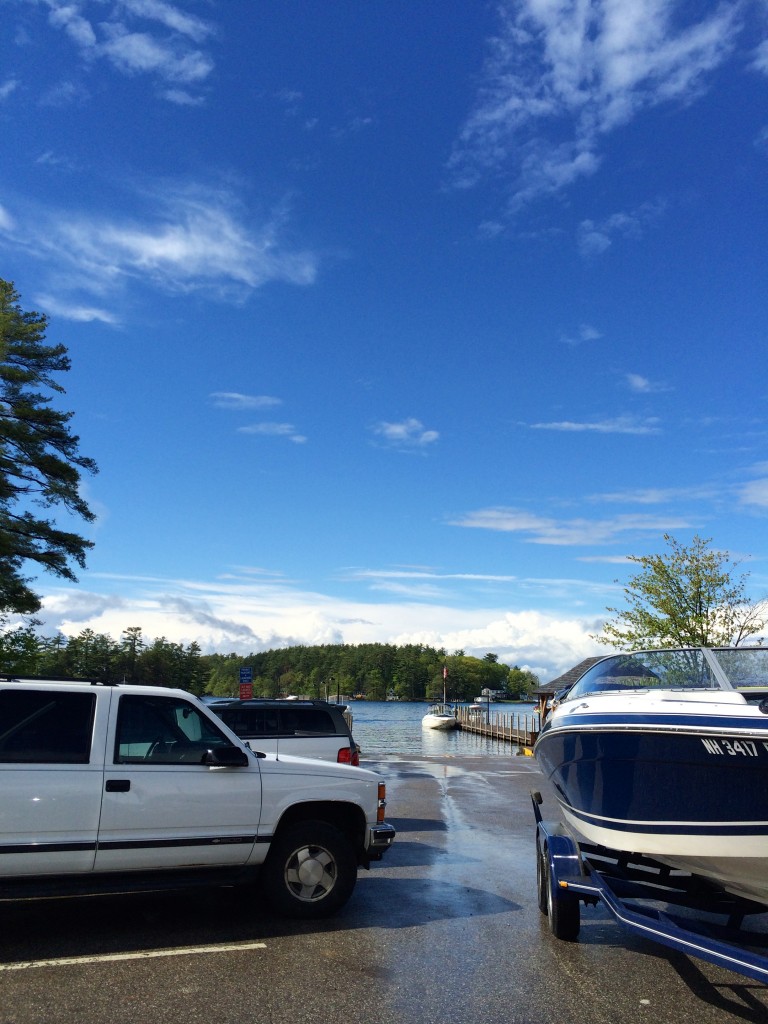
[0,622,540,702]
[203,643,540,701]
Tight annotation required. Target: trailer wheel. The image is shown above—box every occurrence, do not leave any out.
[536,837,548,914]
[544,853,580,940]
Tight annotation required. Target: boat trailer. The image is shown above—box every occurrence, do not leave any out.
[532,791,768,984]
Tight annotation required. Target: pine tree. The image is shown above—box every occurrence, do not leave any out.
[0,279,97,612]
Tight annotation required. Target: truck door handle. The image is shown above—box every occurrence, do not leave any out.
[105,779,131,792]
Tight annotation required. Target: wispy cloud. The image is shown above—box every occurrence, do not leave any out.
[449,0,741,212]
[210,392,283,411]
[38,0,216,100]
[450,506,693,545]
[212,392,306,443]
[0,184,318,302]
[352,572,505,600]
[625,372,671,393]
[238,422,307,444]
[740,478,768,508]
[589,484,718,505]
[36,294,119,324]
[753,38,768,75]
[39,80,89,107]
[578,200,666,255]
[530,415,661,435]
[0,78,18,101]
[346,567,518,584]
[371,418,439,450]
[560,323,602,346]
[119,0,214,44]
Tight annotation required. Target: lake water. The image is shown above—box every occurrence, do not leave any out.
[348,701,536,759]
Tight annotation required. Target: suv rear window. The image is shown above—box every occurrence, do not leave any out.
[0,690,96,764]
[220,706,339,738]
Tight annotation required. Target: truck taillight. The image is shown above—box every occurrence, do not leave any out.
[337,746,360,767]
[377,782,386,822]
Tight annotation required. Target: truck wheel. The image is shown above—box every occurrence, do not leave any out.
[261,820,358,919]
[545,853,580,940]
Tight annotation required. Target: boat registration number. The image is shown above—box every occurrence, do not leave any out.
[700,737,765,758]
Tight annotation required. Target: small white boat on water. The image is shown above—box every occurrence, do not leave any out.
[422,702,458,730]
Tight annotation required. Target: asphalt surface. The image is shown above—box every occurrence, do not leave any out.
[1,753,767,1024]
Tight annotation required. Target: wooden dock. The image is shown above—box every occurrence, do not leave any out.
[455,705,539,749]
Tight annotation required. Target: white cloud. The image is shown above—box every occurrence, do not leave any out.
[754,39,768,75]
[100,25,212,84]
[560,323,602,345]
[34,573,611,680]
[35,294,119,324]
[39,79,89,107]
[119,0,215,44]
[161,87,205,107]
[741,478,768,508]
[625,372,671,393]
[372,418,439,449]
[450,506,694,545]
[578,200,666,255]
[35,150,76,169]
[450,0,741,211]
[0,78,19,101]
[530,415,661,434]
[589,484,717,505]
[47,2,97,48]
[238,422,307,444]
[37,0,216,98]
[0,204,15,232]
[0,186,318,299]
[210,392,283,411]
[394,610,608,680]
[347,568,518,584]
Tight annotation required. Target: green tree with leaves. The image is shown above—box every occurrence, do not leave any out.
[0,280,97,613]
[0,615,42,674]
[595,534,767,649]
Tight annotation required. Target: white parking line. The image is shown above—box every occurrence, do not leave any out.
[0,941,267,971]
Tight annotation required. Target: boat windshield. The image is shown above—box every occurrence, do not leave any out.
[712,648,768,694]
[564,648,747,701]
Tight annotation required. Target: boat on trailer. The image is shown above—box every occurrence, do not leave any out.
[532,790,768,984]
[534,646,768,904]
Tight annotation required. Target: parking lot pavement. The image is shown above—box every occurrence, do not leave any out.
[0,754,766,1024]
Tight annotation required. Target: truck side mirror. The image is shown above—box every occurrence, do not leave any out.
[202,746,249,767]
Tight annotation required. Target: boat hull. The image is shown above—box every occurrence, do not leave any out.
[422,715,458,730]
[535,705,768,904]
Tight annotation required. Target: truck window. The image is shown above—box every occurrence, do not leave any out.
[115,694,234,763]
[0,690,95,763]
[279,708,335,736]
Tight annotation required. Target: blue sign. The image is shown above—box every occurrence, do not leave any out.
[239,666,253,684]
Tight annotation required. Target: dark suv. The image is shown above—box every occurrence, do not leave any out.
[211,699,360,765]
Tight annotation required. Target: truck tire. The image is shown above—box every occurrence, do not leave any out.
[261,820,358,919]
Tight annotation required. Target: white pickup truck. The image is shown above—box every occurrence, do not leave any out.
[0,677,395,918]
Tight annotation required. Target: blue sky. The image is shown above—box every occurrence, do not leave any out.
[2,0,767,681]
